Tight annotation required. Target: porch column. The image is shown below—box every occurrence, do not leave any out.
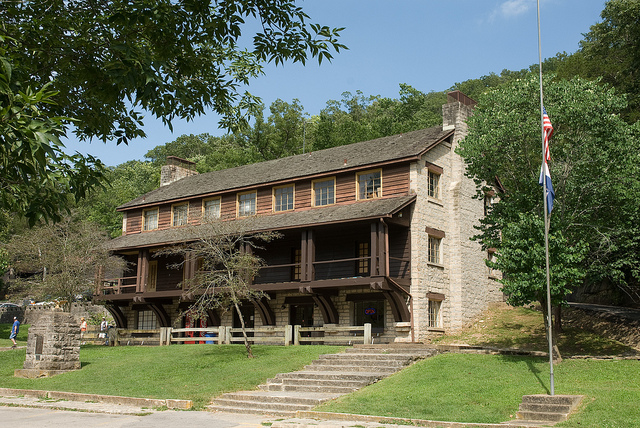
[300,230,315,282]
[370,221,388,276]
[136,249,149,293]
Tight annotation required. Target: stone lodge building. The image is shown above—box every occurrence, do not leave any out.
[94,91,502,343]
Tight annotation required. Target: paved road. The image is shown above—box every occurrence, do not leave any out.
[0,406,272,428]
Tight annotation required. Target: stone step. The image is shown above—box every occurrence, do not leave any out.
[208,404,298,417]
[218,391,335,406]
[273,371,381,382]
[519,403,573,413]
[265,377,369,388]
[521,394,582,406]
[306,358,409,371]
[516,410,568,422]
[304,363,399,374]
[262,384,359,394]
[212,397,313,413]
[317,353,416,362]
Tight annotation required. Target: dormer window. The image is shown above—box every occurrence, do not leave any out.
[238,191,257,217]
[203,197,221,220]
[172,203,189,227]
[143,208,159,231]
[357,169,382,200]
[312,178,335,206]
[273,185,294,212]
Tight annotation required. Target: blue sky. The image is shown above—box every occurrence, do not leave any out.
[63,0,608,166]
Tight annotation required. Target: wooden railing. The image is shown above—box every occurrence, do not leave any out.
[100,277,137,295]
[108,324,373,346]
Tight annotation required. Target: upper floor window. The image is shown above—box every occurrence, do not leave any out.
[291,248,301,281]
[142,208,159,231]
[428,171,440,199]
[357,170,382,200]
[313,178,335,206]
[274,185,294,212]
[172,203,189,227]
[426,162,443,200]
[238,191,257,217]
[203,197,221,220]
[426,227,445,265]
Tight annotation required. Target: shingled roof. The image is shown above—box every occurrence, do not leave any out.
[109,195,416,251]
[118,126,451,210]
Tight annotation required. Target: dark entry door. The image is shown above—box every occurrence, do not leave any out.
[290,304,314,327]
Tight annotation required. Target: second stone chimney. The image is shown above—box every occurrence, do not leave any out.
[160,156,198,186]
[442,90,476,131]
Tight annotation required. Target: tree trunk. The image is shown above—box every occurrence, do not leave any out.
[234,301,253,358]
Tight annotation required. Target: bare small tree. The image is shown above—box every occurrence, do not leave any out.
[159,218,280,358]
[4,215,126,309]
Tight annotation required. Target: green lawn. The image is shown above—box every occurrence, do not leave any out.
[315,352,640,428]
[0,331,343,409]
[1,312,638,427]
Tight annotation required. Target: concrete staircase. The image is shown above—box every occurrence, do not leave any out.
[209,344,439,416]
[504,395,583,426]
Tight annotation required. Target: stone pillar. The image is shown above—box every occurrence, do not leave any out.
[15,309,81,378]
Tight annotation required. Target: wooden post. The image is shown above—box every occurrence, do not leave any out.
[284,325,292,346]
[364,323,372,345]
[294,325,300,345]
[224,326,232,344]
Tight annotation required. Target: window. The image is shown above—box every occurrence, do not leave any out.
[428,236,441,264]
[203,197,221,220]
[237,191,256,217]
[428,170,440,199]
[357,170,382,200]
[172,203,189,227]
[428,299,442,328]
[353,300,385,332]
[312,178,335,206]
[137,310,157,330]
[274,185,294,212]
[426,227,445,265]
[143,208,159,231]
[357,242,370,275]
[291,248,301,281]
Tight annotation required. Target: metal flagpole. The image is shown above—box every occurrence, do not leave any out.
[537,0,555,396]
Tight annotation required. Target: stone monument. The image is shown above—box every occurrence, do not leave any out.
[15,308,82,378]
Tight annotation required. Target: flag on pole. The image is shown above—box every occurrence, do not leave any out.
[539,107,554,214]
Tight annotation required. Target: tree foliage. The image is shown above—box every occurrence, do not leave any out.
[459,74,640,307]
[158,218,280,358]
[4,215,125,307]
[1,0,346,144]
[0,41,106,225]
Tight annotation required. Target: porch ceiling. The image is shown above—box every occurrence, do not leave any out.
[108,195,416,251]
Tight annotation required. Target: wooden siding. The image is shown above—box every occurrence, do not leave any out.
[122,163,412,235]
[388,224,411,278]
[154,254,183,291]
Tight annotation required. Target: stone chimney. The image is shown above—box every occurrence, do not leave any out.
[160,156,198,187]
[442,90,476,131]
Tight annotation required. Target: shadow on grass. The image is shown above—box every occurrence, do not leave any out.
[499,355,550,394]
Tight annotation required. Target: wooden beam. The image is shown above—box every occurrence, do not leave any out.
[253,296,275,326]
[148,303,171,327]
[312,294,339,324]
[105,305,127,328]
[382,290,411,323]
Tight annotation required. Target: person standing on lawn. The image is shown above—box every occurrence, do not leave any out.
[10,316,20,348]
[80,317,87,345]
[100,317,109,345]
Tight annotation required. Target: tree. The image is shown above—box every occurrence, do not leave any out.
[76,160,159,237]
[1,41,106,225]
[1,0,346,144]
[4,215,125,307]
[458,74,640,316]
[580,0,640,123]
[159,218,280,358]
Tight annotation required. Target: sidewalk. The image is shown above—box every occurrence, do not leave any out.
[0,390,550,428]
